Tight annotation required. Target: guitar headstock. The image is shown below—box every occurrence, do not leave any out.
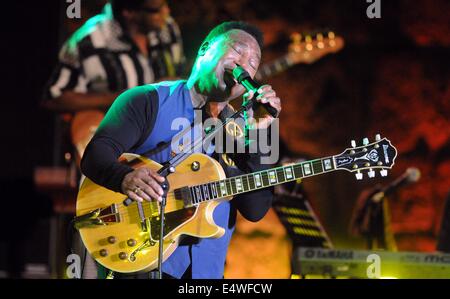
[288,31,344,64]
[334,134,397,180]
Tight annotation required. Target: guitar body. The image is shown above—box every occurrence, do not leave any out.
[70,110,105,166]
[76,153,230,273]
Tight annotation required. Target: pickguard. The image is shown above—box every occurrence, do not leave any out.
[149,206,197,240]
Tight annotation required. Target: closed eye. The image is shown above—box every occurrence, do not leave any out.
[231,45,257,71]
[231,45,241,55]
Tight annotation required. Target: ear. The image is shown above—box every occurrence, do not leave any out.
[198,42,209,56]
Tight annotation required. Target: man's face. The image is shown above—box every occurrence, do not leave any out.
[196,29,262,102]
[132,0,170,32]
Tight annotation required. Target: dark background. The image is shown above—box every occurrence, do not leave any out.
[0,0,448,277]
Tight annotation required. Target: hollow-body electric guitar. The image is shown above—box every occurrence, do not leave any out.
[75,135,396,273]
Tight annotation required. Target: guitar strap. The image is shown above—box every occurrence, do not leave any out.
[164,103,248,169]
[138,104,245,165]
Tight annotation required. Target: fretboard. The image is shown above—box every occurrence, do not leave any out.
[254,55,293,82]
[188,156,336,205]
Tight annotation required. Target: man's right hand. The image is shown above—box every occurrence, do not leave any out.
[121,168,166,203]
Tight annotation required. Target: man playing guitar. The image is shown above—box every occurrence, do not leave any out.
[80,21,281,279]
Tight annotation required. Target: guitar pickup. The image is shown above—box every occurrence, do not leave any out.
[174,187,194,207]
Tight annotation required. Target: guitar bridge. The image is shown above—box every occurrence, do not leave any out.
[174,187,194,207]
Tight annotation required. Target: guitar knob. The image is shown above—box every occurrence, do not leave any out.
[363,138,369,146]
[355,171,363,180]
[368,169,375,178]
[351,140,356,148]
[107,236,116,244]
[127,239,137,247]
[380,169,388,177]
[99,249,108,257]
[191,161,200,171]
[119,252,128,260]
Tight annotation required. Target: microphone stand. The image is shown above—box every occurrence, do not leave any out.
[153,162,175,279]
[366,189,391,251]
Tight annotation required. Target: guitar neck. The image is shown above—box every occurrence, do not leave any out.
[254,54,293,82]
[188,156,336,204]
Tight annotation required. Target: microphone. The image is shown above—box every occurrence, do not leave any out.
[372,167,421,202]
[232,66,279,118]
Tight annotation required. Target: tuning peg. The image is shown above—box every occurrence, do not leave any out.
[368,169,375,178]
[316,33,324,49]
[380,169,388,177]
[375,134,381,141]
[351,140,356,148]
[363,138,369,146]
[291,32,302,43]
[355,171,363,180]
[328,31,336,47]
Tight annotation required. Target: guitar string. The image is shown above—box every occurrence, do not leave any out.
[114,158,335,220]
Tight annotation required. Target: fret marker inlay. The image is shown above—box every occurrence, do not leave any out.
[219,182,227,196]
[323,159,332,170]
[255,174,262,187]
[269,171,277,183]
[285,166,293,179]
[303,163,312,175]
[236,178,243,192]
